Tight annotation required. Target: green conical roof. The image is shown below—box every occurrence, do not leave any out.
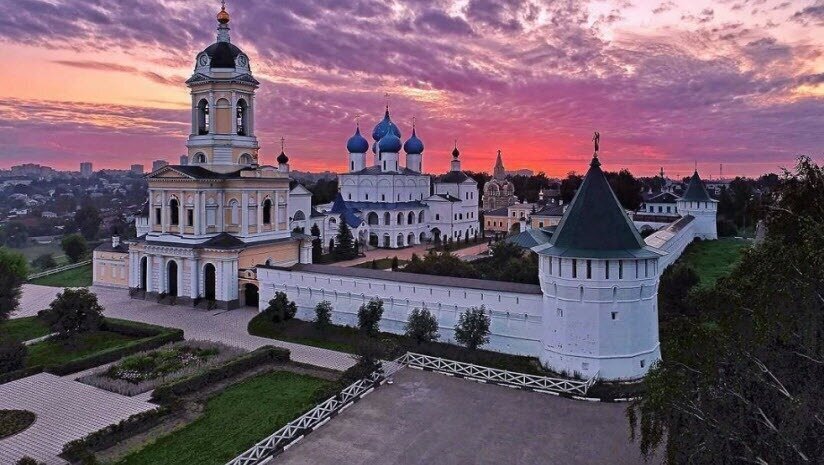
[534,156,662,259]
[681,170,713,202]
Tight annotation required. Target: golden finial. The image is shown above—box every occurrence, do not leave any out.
[384,92,390,112]
[217,0,230,24]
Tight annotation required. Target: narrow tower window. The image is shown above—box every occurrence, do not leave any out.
[572,259,577,278]
[262,199,272,224]
[236,99,248,136]
[197,99,210,135]
[586,260,592,279]
[169,198,180,226]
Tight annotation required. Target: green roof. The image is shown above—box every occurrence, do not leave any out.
[681,171,713,202]
[535,156,663,259]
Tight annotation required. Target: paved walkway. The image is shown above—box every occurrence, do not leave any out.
[0,373,157,465]
[15,285,356,372]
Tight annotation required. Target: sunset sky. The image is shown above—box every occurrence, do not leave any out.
[0,0,822,178]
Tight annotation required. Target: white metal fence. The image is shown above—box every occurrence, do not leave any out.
[226,353,596,465]
[28,259,91,281]
[398,352,598,396]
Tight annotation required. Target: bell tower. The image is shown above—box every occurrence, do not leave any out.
[186,1,261,173]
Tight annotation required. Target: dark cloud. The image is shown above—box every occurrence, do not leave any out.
[791,5,824,24]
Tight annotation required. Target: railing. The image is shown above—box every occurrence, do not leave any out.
[226,358,406,465]
[399,352,598,396]
[28,259,92,281]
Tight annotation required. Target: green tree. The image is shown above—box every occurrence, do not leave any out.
[32,253,57,271]
[454,306,491,350]
[61,234,88,263]
[657,263,700,322]
[560,171,583,203]
[405,307,439,344]
[391,256,399,271]
[0,247,27,322]
[314,300,332,331]
[0,221,28,248]
[263,291,297,323]
[629,156,824,464]
[41,288,104,344]
[75,205,101,240]
[310,224,322,262]
[357,298,384,337]
[605,169,643,211]
[0,339,27,374]
[334,218,356,260]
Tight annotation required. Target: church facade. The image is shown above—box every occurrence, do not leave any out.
[482,150,518,211]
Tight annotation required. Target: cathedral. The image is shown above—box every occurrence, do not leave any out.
[482,150,517,211]
[327,110,480,249]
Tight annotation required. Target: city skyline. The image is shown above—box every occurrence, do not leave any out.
[1,0,822,177]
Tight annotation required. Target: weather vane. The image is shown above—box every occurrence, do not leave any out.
[592,131,600,157]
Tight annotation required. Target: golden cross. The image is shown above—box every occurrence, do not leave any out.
[280,137,285,152]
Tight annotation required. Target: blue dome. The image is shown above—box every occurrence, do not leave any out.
[378,125,402,153]
[403,127,424,154]
[372,109,401,141]
[346,126,369,153]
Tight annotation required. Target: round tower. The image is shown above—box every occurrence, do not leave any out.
[404,122,424,173]
[377,123,401,172]
[346,124,368,172]
[534,144,662,380]
[677,170,718,240]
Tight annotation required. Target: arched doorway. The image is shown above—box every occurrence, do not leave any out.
[369,233,379,247]
[407,233,414,246]
[397,234,404,247]
[204,263,216,301]
[167,261,178,297]
[244,283,259,308]
[431,228,442,244]
[383,234,390,248]
[140,257,147,290]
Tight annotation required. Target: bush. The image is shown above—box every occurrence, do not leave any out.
[455,306,491,350]
[0,338,26,375]
[357,299,384,337]
[61,234,88,263]
[17,457,46,465]
[31,253,57,271]
[314,301,332,331]
[0,366,43,385]
[391,256,399,271]
[717,218,739,237]
[0,409,36,439]
[62,407,170,464]
[262,292,297,323]
[151,346,290,404]
[40,288,103,343]
[0,247,27,321]
[405,308,439,344]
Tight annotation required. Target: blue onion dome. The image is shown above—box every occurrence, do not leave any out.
[277,151,289,164]
[403,127,424,154]
[346,126,369,153]
[378,123,402,153]
[371,108,402,141]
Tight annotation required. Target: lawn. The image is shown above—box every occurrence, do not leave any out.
[0,317,51,342]
[25,331,141,368]
[678,238,750,288]
[113,371,329,465]
[13,241,67,263]
[30,263,93,287]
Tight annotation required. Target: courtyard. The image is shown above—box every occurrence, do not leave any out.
[276,368,654,465]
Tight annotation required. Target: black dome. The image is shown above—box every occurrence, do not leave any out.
[203,42,243,68]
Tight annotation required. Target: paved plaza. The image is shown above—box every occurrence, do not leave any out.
[0,373,157,464]
[276,368,653,465]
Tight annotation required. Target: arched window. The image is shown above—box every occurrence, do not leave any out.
[262,199,273,224]
[293,210,306,221]
[407,211,415,224]
[238,153,253,165]
[236,99,248,136]
[194,152,207,164]
[367,212,379,225]
[169,198,180,226]
[397,212,404,225]
[197,99,209,135]
[229,200,240,225]
[384,212,391,225]
[418,211,425,223]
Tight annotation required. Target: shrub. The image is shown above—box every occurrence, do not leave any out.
[40,288,103,343]
[717,218,739,237]
[405,308,439,344]
[357,299,384,337]
[61,234,88,263]
[0,338,26,375]
[151,346,289,404]
[391,256,399,271]
[262,292,297,323]
[62,407,170,463]
[17,457,46,465]
[314,301,333,331]
[0,409,36,439]
[455,306,491,350]
[31,253,57,271]
[0,247,27,321]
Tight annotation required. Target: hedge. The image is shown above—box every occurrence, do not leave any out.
[45,327,184,376]
[0,366,44,385]
[151,346,290,404]
[61,407,171,464]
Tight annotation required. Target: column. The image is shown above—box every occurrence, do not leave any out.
[194,190,201,236]
[191,95,197,135]
[209,91,216,134]
[146,255,155,293]
[241,191,249,236]
[218,191,225,231]
[231,260,239,301]
[256,190,263,232]
[249,94,255,135]
[189,258,198,299]
[230,92,238,135]
[161,190,168,234]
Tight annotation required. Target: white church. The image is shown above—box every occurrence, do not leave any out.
[95,2,719,381]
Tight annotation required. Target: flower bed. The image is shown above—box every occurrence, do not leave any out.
[0,409,36,439]
[78,341,246,396]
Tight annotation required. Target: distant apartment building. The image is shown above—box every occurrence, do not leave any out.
[151,160,169,172]
[130,164,145,175]
[80,162,93,177]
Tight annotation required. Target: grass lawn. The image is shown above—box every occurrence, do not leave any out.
[25,331,141,368]
[0,317,51,342]
[13,241,66,263]
[678,238,750,288]
[30,263,93,287]
[353,257,409,270]
[114,371,329,465]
